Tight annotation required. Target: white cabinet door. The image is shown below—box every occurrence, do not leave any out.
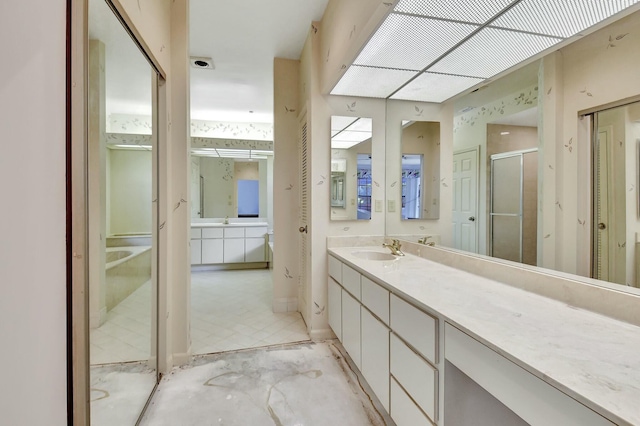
[328,278,342,341]
[224,238,245,263]
[361,308,390,412]
[201,239,223,264]
[190,228,202,239]
[190,239,202,265]
[341,290,361,369]
[245,237,265,262]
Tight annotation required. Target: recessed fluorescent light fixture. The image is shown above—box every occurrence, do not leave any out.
[500,131,510,135]
[331,0,640,103]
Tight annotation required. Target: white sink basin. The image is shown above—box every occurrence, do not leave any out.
[351,251,398,261]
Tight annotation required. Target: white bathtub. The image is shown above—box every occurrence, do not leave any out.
[105,246,152,310]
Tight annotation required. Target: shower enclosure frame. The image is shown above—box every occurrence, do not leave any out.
[489,148,538,263]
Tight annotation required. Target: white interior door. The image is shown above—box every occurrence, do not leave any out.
[453,148,478,252]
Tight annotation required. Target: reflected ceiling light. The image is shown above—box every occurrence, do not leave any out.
[331,0,640,103]
[331,116,373,149]
[113,144,152,149]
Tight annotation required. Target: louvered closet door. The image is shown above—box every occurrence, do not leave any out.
[298,111,310,323]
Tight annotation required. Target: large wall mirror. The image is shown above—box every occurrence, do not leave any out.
[400,121,441,220]
[330,115,373,221]
[190,138,273,223]
[88,0,159,423]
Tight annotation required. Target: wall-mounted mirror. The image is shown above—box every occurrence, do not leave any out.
[88,0,158,423]
[330,116,373,220]
[400,121,441,220]
[190,139,273,224]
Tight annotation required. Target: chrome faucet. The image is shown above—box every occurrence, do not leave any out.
[383,239,405,256]
[418,236,435,246]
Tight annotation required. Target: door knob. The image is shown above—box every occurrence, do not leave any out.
[468,216,475,222]
[598,222,606,230]
[299,225,308,233]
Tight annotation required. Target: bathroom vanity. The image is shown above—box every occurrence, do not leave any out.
[191,222,268,266]
[327,245,640,426]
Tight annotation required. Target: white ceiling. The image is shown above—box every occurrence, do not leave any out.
[189,0,329,124]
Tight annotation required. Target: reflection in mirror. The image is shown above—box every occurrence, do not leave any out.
[89,0,157,423]
[592,101,640,287]
[190,143,272,220]
[400,121,440,220]
[330,116,373,221]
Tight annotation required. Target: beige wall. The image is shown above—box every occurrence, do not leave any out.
[0,0,68,423]
[109,149,153,234]
[273,57,301,314]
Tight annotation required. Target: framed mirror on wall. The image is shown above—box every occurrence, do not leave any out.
[87,0,160,423]
[330,115,373,221]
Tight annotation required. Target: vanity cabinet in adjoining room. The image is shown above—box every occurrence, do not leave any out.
[191,224,267,266]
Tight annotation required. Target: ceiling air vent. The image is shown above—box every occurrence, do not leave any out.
[190,56,215,70]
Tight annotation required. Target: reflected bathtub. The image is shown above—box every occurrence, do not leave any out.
[106,246,151,311]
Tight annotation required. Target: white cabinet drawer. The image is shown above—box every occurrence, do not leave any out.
[245,237,265,262]
[245,226,267,238]
[390,377,432,426]
[328,277,342,341]
[328,255,342,284]
[361,308,389,412]
[341,290,361,369]
[361,276,389,325]
[342,264,361,300]
[390,294,437,364]
[391,333,437,422]
[224,227,245,238]
[202,227,223,238]
[190,228,202,239]
[190,239,202,265]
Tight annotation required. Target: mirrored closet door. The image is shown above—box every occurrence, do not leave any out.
[87,0,159,423]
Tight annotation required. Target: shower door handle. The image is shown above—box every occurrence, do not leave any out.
[299,225,308,233]
[598,222,606,230]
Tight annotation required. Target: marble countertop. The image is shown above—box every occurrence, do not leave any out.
[191,222,268,228]
[328,246,640,426]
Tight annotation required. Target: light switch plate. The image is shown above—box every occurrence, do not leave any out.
[388,200,396,212]
[375,199,383,212]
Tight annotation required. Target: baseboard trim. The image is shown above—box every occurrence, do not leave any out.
[310,327,336,341]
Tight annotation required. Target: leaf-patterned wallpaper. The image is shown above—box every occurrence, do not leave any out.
[107,114,274,142]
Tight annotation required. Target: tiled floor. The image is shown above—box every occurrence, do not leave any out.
[191,268,309,354]
[90,281,152,364]
[90,268,309,364]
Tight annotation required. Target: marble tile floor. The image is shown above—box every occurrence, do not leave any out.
[140,341,389,426]
[90,362,156,426]
[90,280,152,365]
[190,269,309,355]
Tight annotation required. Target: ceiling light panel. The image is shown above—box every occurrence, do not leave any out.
[429,27,559,78]
[492,0,640,38]
[331,116,359,135]
[345,117,373,133]
[394,0,516,24]
[353,14,477,70]
[331,66,418,98]
[391,72,484,102]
